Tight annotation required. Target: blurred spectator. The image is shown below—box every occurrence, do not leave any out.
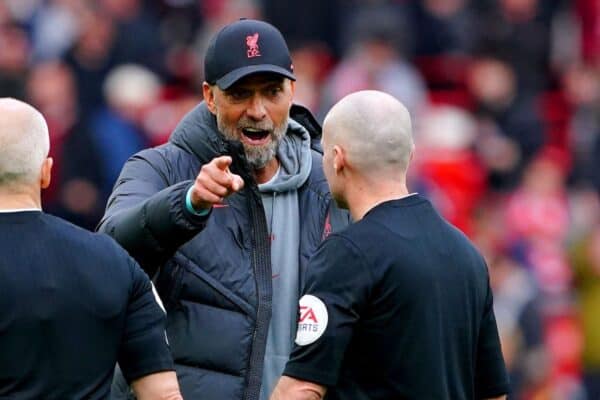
[467,55,546,190]
[88,64,158,199]
[504,147,572,298]
[262,0,341,57]
[576,0,600,66]
[64,7,117,120]
[571,213,600,399]
[201,0,261,23]
[489,253,549,400]
[156,0,203,91]
[156,0,203,49]
[569,189,600,244]
[319,5,427,120]
[411,106,487,236]
[562,63,600,190]
[472,196,552,399]
[0,1,11,25]
[26,61,103,230]
[336,2,411,60]
[543,312,586,399]
[141,92,201,146]
[474,0,557,95]
[0,22,30,99]
[289,43,334,112]
[2,0,42,24]
[407,0,476,57]
[101,0,165,73]
[29,0,85,62]
[26,60,79,205]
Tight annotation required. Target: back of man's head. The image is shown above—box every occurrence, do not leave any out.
[323,90,414,179]
[0,98,49,190]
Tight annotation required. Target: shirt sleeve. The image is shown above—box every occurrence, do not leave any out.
[283,234,372,387]
[118,257,175,383]
[475,280,510,398]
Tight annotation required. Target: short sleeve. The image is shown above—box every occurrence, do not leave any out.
[283,234,371,387]
[475,281,510,398]
[118,258,174,382]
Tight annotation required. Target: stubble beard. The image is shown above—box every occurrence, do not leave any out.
[218,115,288,170]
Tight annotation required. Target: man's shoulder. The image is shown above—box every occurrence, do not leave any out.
[290,103,322,141]
[167,102,223,160]
[121,140,200,184]
[42,213,131,262]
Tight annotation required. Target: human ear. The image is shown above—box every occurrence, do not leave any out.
[332,145,344,174]
[202,82,217,115]
[40,157,53,190]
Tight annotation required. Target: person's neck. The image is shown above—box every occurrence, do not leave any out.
[253,157,280,184]
[347,179,409,221]
[0,189,42,211]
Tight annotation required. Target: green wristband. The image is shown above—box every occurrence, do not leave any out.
[186,187,211,216]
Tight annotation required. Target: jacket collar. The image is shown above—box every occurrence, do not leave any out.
[168,101,323,165]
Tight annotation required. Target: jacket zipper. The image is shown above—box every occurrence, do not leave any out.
[243,185,272,400]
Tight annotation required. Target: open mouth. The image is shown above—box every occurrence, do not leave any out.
[241,127,270,144]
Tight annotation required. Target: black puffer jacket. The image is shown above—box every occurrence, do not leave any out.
[98,102,347,400]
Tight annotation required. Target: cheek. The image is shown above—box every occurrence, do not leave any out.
[268,107,287,126]
[270,95,293,124]
[323,162,335,184]
[216,104,243,126]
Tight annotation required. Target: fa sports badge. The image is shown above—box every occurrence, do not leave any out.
[295,294,328,346]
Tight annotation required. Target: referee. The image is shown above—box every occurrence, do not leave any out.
[270,91,509,400]
[0,98,182,400]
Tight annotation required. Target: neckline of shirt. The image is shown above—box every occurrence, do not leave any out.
[0,208,41,213]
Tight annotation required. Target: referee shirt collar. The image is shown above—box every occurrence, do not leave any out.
[0,207,41,213]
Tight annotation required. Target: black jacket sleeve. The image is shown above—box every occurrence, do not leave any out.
[97,149,209,276]
[118,257,175,383]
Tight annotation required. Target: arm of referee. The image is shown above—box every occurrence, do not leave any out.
[119,257,182,400]
[131,371,182,400]
[270,376,326,400]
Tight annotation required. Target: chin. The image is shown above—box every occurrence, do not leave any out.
[244,141,279,169]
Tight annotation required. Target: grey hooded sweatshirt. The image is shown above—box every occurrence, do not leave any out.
[258,119,313,400]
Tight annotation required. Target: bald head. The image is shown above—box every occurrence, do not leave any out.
[322,90,413,179]
[0,98,49,189]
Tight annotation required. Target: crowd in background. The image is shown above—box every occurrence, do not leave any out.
[0,0,599,398]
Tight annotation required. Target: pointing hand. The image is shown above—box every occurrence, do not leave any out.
[189,156,244,211]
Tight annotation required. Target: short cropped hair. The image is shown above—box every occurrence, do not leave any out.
[0,99,49,187]
[324,90,414,176]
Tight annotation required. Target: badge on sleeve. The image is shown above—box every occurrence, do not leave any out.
[295,294,328,346]
[151,282,166,314]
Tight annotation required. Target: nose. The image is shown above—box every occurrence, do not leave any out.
[246,95,266,121]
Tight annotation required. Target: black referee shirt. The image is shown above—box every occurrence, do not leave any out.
[284,194,509,400]
[0,211,174,399]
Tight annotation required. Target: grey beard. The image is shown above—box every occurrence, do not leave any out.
[244,139,278,169]
[218,117,288,170]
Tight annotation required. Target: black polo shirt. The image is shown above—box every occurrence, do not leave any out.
[284,195,509,400]
[0,211,173,399]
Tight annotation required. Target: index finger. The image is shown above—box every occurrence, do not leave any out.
[212,155,233,171]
